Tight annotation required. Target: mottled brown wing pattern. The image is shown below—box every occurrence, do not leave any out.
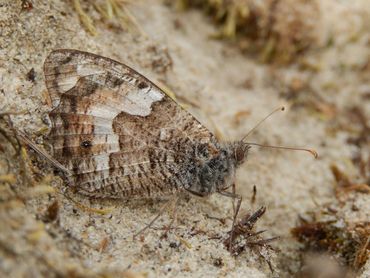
[44,49,218,199]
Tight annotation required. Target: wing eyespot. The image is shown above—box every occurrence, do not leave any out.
[137,81,148,89]
[81,140,92,148]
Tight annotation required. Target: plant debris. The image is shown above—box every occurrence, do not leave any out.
[172,0,320,64]
[292,140,369,275]
[331,164,370,201]
[21,0,33,12]
[26,68,36,83]
[251,185,257,204]
[292,216,369,272]
[72,0,146,36]
[345,106,370,148]
[224,206,278,272]
[72,0,97,36]
[42,199,59,222]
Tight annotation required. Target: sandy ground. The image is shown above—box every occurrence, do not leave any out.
[0,0,369,277]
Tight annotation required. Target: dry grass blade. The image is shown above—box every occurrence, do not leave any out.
[0,174,16,184]
[110,0,147,37]
[63,193,114,215]
[16,131,71,176]
[72,0,97,36]
[353,236,370,269]
[76,0,147,37]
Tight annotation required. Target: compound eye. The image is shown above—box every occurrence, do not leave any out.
[235,145,245,162]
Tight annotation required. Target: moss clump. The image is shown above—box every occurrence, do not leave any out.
[292,157,369,274]
[292,219,369,270]
[173,0,320,64]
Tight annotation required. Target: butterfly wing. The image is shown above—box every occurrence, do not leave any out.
[44,49,218,199]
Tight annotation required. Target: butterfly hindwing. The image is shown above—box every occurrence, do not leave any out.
[44,49,218,199]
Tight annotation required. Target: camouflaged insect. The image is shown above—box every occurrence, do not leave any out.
[44,49,250,200]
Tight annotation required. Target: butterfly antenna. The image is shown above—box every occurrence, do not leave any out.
[241,106,285,141]
[245,142,318,158]
[240,106,318,158]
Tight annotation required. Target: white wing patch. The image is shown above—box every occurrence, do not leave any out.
[77,64,106,76]
[45,50,167,179]
[55,76,78,94]
[122,86,164,116]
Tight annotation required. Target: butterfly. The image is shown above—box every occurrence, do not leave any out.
[43,49,317,241]
[44,49,249,204]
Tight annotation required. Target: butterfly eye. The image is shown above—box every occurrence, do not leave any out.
[235,145,245,162]
[81,140,92,148]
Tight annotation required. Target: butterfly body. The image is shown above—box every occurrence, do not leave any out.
[44,49,249,200]
[184,141,248,197]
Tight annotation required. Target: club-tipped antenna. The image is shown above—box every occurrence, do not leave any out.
[246,142,318,158]
[240,106,317,158]
[241,106,285,142]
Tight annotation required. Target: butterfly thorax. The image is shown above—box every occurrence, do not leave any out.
[183,141,249,197]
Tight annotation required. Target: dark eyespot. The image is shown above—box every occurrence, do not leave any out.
[81,140,92,148]
[138,81,148,89]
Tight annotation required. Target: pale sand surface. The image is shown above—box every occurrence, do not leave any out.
[0,1,368,277]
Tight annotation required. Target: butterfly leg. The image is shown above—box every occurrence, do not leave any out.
[218,190,242,251]
[231,183,236,216]
[133,196,178,239]
[160,196,180,238]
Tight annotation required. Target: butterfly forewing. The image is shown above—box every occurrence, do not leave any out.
[44,49,218,199]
